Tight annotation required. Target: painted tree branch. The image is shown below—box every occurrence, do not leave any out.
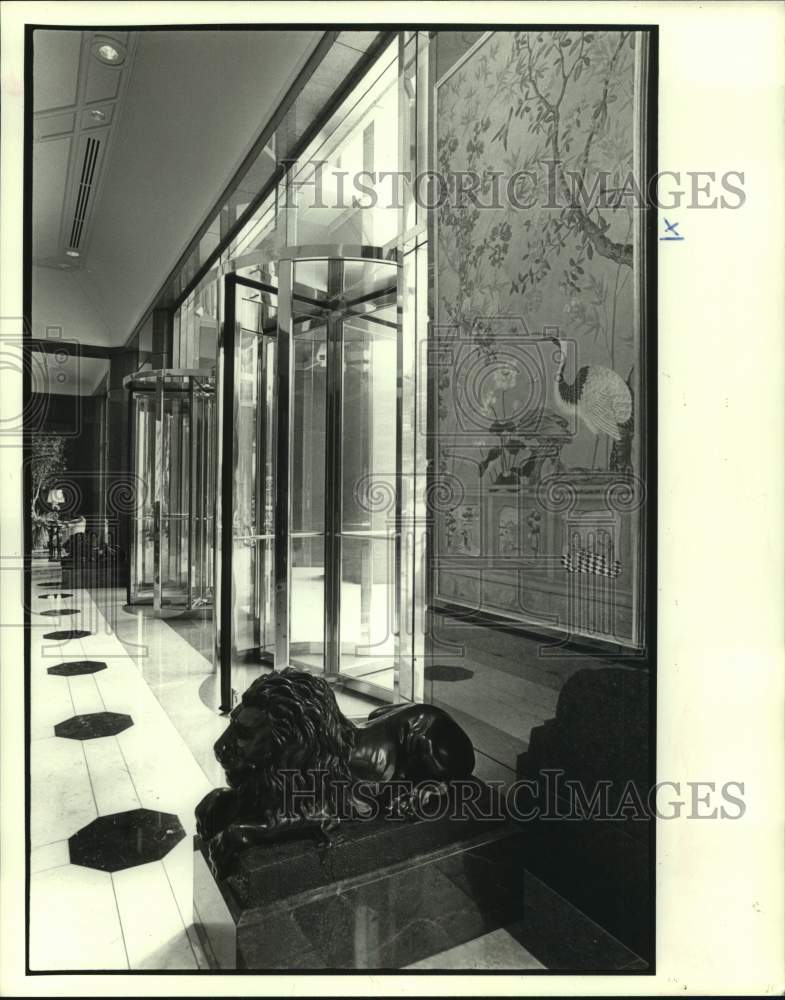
[523,31,635,270]
[567,205,634,267]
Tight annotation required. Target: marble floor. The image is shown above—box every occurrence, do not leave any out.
[29,577,211,970]
[28,565,642,972]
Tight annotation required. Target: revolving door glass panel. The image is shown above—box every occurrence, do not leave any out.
[215,275,278,710]
[126,369,215,611]
[217,251,401,708]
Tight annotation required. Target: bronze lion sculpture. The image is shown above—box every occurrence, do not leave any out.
[195,668,475,876]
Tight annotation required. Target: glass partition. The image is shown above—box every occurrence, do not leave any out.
[215,247,402,710]
[125,368,215,612]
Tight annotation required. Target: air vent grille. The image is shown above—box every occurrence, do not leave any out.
[68,136,101,250]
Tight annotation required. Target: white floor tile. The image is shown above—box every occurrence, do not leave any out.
[30,864,128,971]
[30,839,70,874]
[115,725,209,833]
[31,737,96,847]
[112,861,197,970]
[161,834,195,926]
[68,674,105,716]
[30,671,74,740]
[82,738,141,816]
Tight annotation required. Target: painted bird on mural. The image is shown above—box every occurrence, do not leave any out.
[550,338,633,468]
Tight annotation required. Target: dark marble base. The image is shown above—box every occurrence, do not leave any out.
[43,629,92,641]
[194,783,509,970]
[193,788,643,971]
[38,608,79,616]
[516,666,652,962]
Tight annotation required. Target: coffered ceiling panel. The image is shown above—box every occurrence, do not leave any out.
[84,56,122,104]
[33,136,72,260]
[33,30,81,112]
[33,29,136,270]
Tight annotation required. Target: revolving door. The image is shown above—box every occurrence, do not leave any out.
[125,369,215,612]
[215,247,402,710]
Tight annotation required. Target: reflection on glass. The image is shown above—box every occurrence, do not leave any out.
[290,536,325,671]
[191,378,215,607]
[159,391,190,602]
[342,316,397,531]
[339,291,398,687]
[231,288,277,666]
[289,54,399,249]
[340,536,395,683]
[289,293,327,669]
[291,324,327,535]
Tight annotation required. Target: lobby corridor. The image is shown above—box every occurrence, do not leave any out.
[29,566,213,970]
[28,562,647,973]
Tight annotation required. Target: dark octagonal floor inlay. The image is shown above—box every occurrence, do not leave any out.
[47,659,107,677]
[55,711,133,740]
[69,808,186,872]
[39,608,80,616]
[43,630,92,641]
[38,581,62,587]
[38,593,74,599]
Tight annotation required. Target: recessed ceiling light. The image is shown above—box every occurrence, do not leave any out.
[90,109,107,122]
[66,250,80,258]
[92,39,126,66]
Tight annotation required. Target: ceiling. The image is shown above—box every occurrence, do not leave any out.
[32,27,322,352]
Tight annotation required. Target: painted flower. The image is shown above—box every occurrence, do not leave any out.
[479,390,498,416]
[493,364,518,390]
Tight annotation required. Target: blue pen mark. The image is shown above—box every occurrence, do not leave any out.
[660,218,684,241]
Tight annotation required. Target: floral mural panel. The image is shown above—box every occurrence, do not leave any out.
[432,29,650,648]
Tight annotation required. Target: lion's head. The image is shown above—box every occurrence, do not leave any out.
[214,668,357,814]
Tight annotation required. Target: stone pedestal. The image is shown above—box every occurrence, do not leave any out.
[193,783,514,970]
